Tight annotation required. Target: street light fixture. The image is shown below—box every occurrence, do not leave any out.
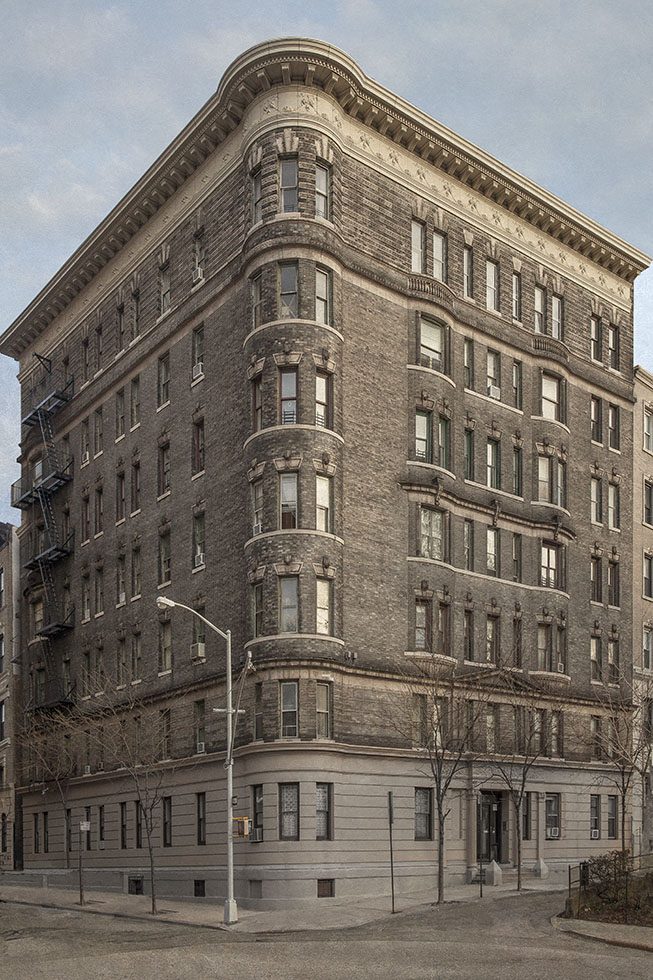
[155,594,246,925]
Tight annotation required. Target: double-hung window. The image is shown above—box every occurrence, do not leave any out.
[463,338,474,389]
[591,556,602,603]
[315,372,331,428]
[551,295,563,339]
[280,369,297,424]
[411,220,425,273]
[316,475,332,532]
[420,507,445,561]
[590,316,602,361]
[157,353,170,407]
[486,350,500,398]
[315,163,331,220]
[432,231,447,282]
[590,396,602,442]
[280,681,298,737]
[486,438,501,489]
[316,682,332,739]
[463,246,474,298]
[415,411,432,462]
[316,579,332,635]
[279,577,299,632]
[591,477,602,524]
[545,793,561,839]
[414,788,433,841]
[436,415,451,470]
[486,260,500,311]
[279,158,298,212]
[608,483,620,530]
[608,323,620,371]
[251,167,263,223]
[419,319,445,373]
[534,286,545,333]
[415,598,431,651]
[512,272,522,320]
[280,473,298,529]
[541,542,560,589]
[608,404,620,450]
[279,262,298,317]
[644,626,653,670]
[541,373,563,422]
[590,636,602,681]
[315,268,331,325]
[485,615,499,663]
[486,527,499,577]
[279,783,299,840]
[590,793,601,840]
[316,783,333,841]
[646,408,653,452]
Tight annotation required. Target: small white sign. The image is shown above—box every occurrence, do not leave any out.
[79,821,91,832]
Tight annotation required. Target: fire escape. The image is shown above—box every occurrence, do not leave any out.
[12,359,75,706]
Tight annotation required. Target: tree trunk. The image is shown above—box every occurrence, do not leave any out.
[145,825,157,914]
[621,792,627,856]
[63,808,70,870]
[437,809,446,904]
[515,799,522,891]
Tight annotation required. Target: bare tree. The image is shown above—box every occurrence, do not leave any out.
[396,658,491,904]
[484,674,565,890]
[75,689,189,914]
[587,676,653,855]
[20,708,79,869]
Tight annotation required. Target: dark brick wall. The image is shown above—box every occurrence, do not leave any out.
[16,117,634,762]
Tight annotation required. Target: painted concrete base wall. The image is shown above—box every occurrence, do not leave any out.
[16,744,633,905]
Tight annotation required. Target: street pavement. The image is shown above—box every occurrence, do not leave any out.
[0,889,651,979]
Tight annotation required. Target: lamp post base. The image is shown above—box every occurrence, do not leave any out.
[224,898,238,925]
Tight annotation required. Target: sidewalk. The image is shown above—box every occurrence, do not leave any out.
[0,875,568,934]
[553,914,653,953]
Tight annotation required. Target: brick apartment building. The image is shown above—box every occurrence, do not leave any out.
[633,366,653,852]
[0,38,650,904]
[0,521,20,869]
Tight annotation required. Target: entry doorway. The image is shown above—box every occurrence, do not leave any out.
[477,791,502,863]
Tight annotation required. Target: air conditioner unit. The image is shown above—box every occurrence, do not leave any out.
[194,552,205,568]
[192,361,204,380]
[252,522,262,536]
[488,385,501,400]
[191,642,206,660]
[83,765,92,775]
[250,827,263,843]
[557,662,566,673]
[81,451,90,466]
[591,829,600,840]
[192,267,204,285]
[196,740,206,754]
[548,828,560,839]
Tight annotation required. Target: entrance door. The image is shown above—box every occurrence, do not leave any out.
[478,792,502,863]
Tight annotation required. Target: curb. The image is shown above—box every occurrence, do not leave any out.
[0,896,230,933]
[550,913,653,954]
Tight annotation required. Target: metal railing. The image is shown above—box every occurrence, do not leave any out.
[568,849,653,924]
[22,371,74,426]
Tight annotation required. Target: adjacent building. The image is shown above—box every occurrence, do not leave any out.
[0,38,650,904]
[633,366,653,852]
[0,521,20,869]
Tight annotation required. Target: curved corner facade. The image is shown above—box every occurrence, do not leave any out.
[0,39,649,904]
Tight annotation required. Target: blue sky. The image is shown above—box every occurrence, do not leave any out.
[1,0,652,522]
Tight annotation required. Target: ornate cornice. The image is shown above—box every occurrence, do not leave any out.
[1,37,649,359]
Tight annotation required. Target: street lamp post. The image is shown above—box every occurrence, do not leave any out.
[155,595,244,925]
